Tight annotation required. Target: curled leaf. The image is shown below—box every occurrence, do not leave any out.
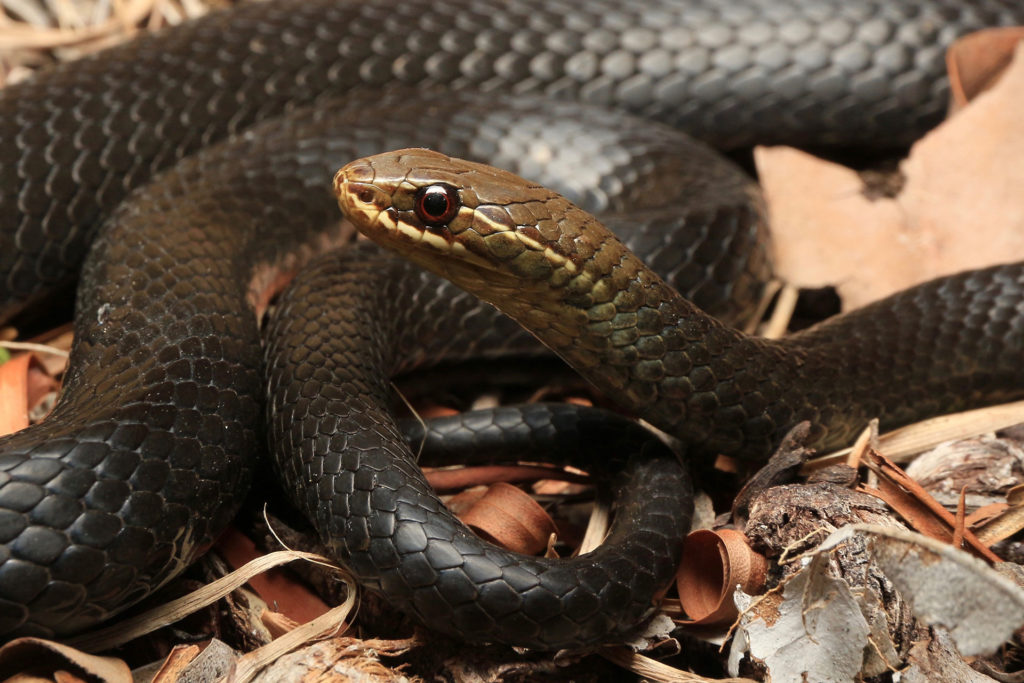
[459,482,557,555]
[947,27,1024,110]
[676,529,768,625]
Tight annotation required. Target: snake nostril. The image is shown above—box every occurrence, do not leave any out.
[355,185,377,205]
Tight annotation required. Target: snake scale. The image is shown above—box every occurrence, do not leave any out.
[0,0,1023,649]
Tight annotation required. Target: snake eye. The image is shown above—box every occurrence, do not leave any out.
[414,184,460,227]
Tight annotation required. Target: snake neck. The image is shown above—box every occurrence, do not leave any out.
[542,246,1024,463]
[520,246,1024,463]
[482,234,800,460]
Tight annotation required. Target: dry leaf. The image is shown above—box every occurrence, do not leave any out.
[458,482,557,555]
[757,40,1024,309]
[216,528,331,627]
[66,550,339,652]
[820,525,1024,656]
[972,498,1024,545]
[811,399,1024,467]
[0,353,32,436]
[728,553,872,682]
[423,463,589,492]
[0,638,130,683]
[858,449,1000,563]
[149,644,201,683]
[947,27,1024,108]
[0,352,58,436]
[675,529,768,625]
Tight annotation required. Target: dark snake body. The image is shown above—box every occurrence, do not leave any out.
[0,0,1022,647]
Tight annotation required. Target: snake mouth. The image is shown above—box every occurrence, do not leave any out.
[366,204,518,293]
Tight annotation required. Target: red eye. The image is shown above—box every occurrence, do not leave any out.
[414,184,460,227]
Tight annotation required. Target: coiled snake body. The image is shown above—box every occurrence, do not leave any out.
[0,0,1022,648]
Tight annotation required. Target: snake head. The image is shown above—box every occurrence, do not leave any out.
[334,149,592,299]
[334,148,669,357]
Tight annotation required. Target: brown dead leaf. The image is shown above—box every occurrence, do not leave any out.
[675,529,768,625]
[0,638,130,683]
[411,403,459,418]
[151,640,234,683]
[858,449,1000,563]
[52,672,87,683]
[947,27,1024,109]
[953,488,967,550]
[0,354,31,437]
[1010,483,1024,505]
[972,498,1024,545]
[965,501,1008,527]
[758,40,1024,309]
[459,482,557,555]
[442,486,487,517]
[260,609,300,640]
[216,528,331,627]
[0,353,58,437]
[150,644,201,683]
[423,463,589,492]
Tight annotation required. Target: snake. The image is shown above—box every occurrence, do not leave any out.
[0,0,1022,650]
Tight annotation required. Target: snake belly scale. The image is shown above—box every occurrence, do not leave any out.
[0,0,1023,648]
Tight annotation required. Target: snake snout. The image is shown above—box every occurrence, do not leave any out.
[334,163,388,235]
[336,159,374,184]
